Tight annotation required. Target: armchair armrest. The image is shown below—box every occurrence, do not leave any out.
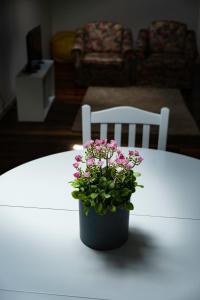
[71,28,85,68]
[184,30,198,61]
[122,28,134,58]
[72,28,85,53]
[135,29,149,59]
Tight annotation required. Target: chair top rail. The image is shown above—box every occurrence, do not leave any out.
[91,106,166,125]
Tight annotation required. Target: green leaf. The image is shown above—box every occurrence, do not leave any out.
[78,193,88,200]
[99,177,107,183]
[137,184,144,188]
[121,175,126,182]
[97,203,103,211]
[95,203,103,214]
[90,200,96,207]
[108,182,115,190]
[134,172,141,177]
[71,190,80,199]
[105,194,111,199]
[121,188,131,197]
[132,176,137,182]
[83,206,89,216]
[110,205,117,212]
[90,193,98,199]
[91,185,97,191]
[124,202,134,211]
[70,181,80,188]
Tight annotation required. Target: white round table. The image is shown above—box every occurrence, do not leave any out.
[0,149,200,300]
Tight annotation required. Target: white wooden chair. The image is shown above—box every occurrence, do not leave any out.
[82,105,170,150]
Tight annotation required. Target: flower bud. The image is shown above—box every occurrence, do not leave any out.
[73,172,80,178]
[73,162,79,168]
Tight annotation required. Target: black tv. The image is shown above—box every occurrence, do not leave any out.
[26,25,43,73]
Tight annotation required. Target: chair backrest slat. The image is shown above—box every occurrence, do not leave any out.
[128,124,136,147]
[158,107,170,150]
[100,124,108,140]
[114,124,122,145]
[82,104,91,142]
[142,125,150,148]
[82,105,170,150]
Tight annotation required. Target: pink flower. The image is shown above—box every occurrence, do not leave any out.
[107,143,116,150]
[119,153,125,160]
[115,158,124,165]
[109,159,114,165]
[129,150,140,156]
[75,155,82,162]
[137,156,144,163]
[126,162,134,169]
[129,150,134,156]
[117,148,122,154]
[115,157,121,164]
[84,172,90,178]
[73,162,79,168]
[95,139,103,145]
[110,140,117,146]
[83,140,94,148]
[107,140,117,150]
[134,150,139,156]
[98,160,104,167]
[73,172,80,178]
[123,158,129,165]
[95,145,101,152]
[86,158,95,166]
[115,157,129,166]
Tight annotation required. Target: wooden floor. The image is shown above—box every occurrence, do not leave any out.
[0,63,199,175]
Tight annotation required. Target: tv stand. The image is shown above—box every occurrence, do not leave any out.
[16,60,55,122]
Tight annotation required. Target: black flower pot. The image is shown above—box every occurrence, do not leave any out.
[79,201,129,250]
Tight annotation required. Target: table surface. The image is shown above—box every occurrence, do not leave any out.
[0,149,200,300]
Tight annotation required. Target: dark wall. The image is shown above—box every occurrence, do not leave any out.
[52,0,199,35]
[0,0,52,114]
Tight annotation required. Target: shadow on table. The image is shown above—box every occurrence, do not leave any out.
[94,227,156,271]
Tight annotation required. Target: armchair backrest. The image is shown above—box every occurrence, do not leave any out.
[83,21,124,52]
[149,20,187,53]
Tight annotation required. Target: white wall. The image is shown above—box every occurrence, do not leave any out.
[51,0,199,35]
[0,0,52,115]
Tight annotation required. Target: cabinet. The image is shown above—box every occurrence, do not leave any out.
[16,60,55,122]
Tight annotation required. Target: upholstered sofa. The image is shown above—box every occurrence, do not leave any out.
[136,20,198,88]
[72,21,133,86]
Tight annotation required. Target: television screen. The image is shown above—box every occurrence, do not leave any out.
[26,25,43,72]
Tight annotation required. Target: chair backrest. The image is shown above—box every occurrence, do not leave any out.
[82,105,170,150]
[149,20,187,53]
[83,21,124,52]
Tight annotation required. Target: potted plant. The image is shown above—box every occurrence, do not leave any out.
[70,139,143,250]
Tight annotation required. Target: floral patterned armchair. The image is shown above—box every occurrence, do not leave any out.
[72,21,133,86]
[136,20,198,88]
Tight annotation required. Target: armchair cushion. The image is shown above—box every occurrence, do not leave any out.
[84,22,123,52]
[145,53,187,69]
[149,20,187,53]
[82,52,124,65]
